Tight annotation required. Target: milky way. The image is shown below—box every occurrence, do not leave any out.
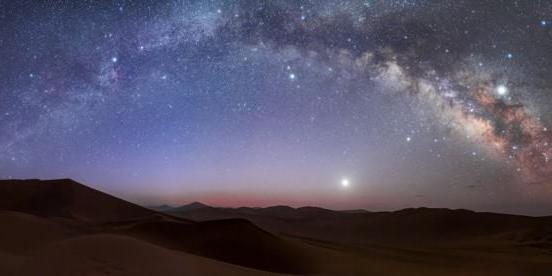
[372,53,552,184]
[1,1,552,214]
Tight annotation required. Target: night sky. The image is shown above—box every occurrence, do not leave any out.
[2,1,552,215]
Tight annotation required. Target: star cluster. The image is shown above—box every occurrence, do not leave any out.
[1,1,552,214]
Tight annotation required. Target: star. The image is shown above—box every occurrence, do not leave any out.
[340,178,350,188]
[496,85,508,96]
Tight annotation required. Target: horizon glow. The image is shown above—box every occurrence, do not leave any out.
[2,1,552,215]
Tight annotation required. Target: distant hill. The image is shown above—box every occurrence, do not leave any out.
[164,202,552,246]
[146,204,175,212]
[169,201,210,212]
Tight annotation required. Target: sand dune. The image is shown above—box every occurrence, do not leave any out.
[0,211,74,253]
[167,203,552,245]
[2,179,552,275]
[0,179,157,223]
[115,217,316,273]
[165,202,552,275]
[0,179,319,275]
[5,233,275,276]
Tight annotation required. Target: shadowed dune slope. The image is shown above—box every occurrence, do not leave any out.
[0,211,75,253]
[0,179,160,223]
[4,234,276,276]
[114,217,317,274]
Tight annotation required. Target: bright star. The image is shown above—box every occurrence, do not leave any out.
[289,73,296,80]
[341,178,350,188]
[496,85,508,96]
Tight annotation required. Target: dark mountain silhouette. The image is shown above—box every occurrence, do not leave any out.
[146,204,175,212]
[165,203,552,246]
[0,179,156,223]
[168,201,211,212]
